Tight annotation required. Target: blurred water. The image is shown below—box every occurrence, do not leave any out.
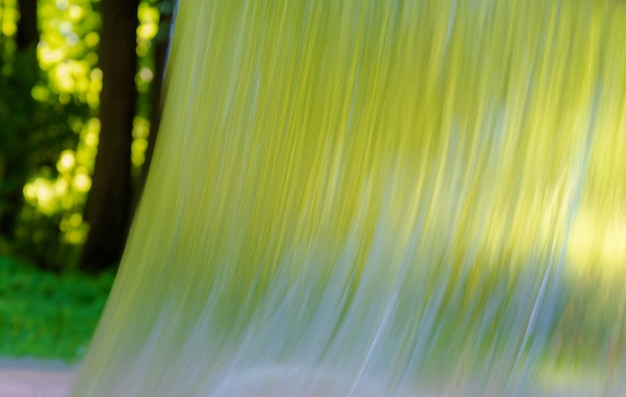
[72,0,626,395]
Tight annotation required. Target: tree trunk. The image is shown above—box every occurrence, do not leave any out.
[16,0,38,51]
[80,0,139,273]
[0,0,40,239]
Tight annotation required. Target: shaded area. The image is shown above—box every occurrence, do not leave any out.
[79,0,139,274]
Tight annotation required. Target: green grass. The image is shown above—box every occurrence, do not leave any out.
[0,255,115,362]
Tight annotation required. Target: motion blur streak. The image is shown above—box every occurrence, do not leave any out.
[72,0,626,395]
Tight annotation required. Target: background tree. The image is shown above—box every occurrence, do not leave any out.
[0,0,40,242]
[80,0,140,273]
[16,0,38,50]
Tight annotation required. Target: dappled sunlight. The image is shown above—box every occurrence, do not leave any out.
[23,178,56,215]
[131,117,150,168]
[6,0,162,247]
[0,2,18,38]
[136,2,160,58]
[38,0,100,99]
[57,151,76,174]
[22,116,100,243]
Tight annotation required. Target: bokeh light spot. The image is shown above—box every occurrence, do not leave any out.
[57,150,76,173]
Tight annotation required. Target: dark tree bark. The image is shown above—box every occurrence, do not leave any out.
[80,0,140,273]
[0,0,40,239]
[16,0,38,51]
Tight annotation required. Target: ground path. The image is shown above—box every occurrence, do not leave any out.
[0,358,617,396]
[0,358,77,397]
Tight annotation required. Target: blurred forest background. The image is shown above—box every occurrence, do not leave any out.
[0,0,174,359]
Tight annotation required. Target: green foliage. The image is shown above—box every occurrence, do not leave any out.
[0,51,38,203]
[0,255,114,361]
[0,47,91,269]
[0,0,165,271]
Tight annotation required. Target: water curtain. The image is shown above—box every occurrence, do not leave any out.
[72,0,626,395]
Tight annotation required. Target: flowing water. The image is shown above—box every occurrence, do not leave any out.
[72,0,626,395]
